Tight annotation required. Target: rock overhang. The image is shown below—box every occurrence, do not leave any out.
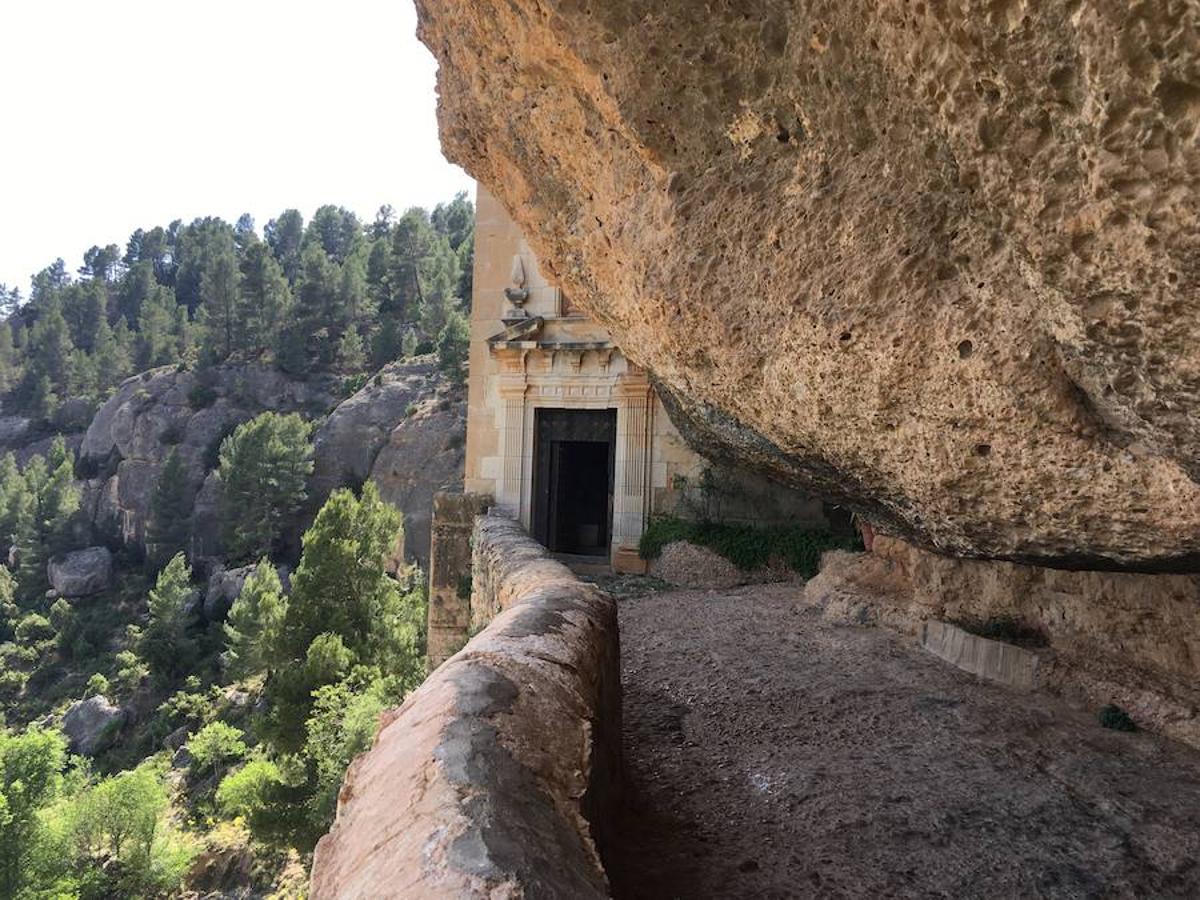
[416,0,1200,570]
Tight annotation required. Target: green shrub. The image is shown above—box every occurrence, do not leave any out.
[341,373,370,396]
[638,515,861,578]
[84,673,111,699]
[114,650,149,694]
[1099,704,1137,732]
[157,685,222,729]
[15,613,55,644]
[188,721,247,774]
[215,758,283,821]
[0,667,28,700]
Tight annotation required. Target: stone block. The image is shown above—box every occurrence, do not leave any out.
[921,620,1041,691]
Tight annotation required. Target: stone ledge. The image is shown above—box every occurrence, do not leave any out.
[920,620,1041,691]
[311,514,620,899]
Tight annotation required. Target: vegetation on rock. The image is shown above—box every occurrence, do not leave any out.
[639,515,861,578]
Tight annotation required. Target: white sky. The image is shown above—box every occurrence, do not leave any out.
[0,0,474,293]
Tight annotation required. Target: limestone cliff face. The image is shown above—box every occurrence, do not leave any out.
[417,0,1200,570]
[79,358,464,566]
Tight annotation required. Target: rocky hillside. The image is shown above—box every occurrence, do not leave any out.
[6,357,465,572]
[415,0,1200,571]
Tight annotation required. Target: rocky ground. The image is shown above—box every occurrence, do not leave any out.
[608,584,1200,899]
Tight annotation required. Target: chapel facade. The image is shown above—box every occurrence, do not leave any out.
[462,186,831,573]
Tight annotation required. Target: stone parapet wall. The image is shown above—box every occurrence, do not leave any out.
[426,491,492,669]
[805,536,1200,748]
[311,513,620,899]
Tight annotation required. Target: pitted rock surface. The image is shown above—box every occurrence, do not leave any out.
[416,0,1200,569]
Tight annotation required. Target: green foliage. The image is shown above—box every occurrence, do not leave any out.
[157,683,223,731]
[1099,704,1138,732]
[638,515,862,577]
[84,673,111,699]
[7,194,472,409]
[149,447,193,567]
[266,483,423,752]
[8,440,82,601]
[436,311,469,383]
[114,650,149,695]
[188,722,248,775]
[216,757,284,823]
[68,760,197,897]
[138,553,197,683]
[0,726,67,897]
[302,678,390,828]
[217,413,314,563]
[223,560,287,680]
[14,613,54,644]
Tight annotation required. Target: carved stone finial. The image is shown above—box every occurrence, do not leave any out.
[504,253,530,312]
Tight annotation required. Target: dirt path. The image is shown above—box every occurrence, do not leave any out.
[606,584,1200,899]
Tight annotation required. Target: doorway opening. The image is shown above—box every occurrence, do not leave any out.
[532,408,616,559]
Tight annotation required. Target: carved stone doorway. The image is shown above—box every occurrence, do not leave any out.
[532,408,616,556]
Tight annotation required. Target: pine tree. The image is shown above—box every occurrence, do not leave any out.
[198,245,241,363]
[436,311,470,384]
[371,316,405,367]
[22,296,75,404]
[239,242,291,352]
[138,553,197,682]
[365,238,392,314]
[387,210,434,322]
[265,209,304,283]
[67,348,98,400]
[0,324,19,393]
[135,283,179,368]
[336,329,367,373]
[0,453,25,552]
[266,483,418,751]
[337,252,372,335]
[417,237,462,340]
[217,413,314,562]
[294,244,339,365]
[92,317,131,392]
[40,438,80,558]
[223,559,287,679]
[29,376,58,424]
[149,448,193,567]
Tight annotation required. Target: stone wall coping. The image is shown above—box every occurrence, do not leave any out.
[312,513,620,899]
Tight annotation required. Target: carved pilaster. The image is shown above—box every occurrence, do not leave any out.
[612,373,653,570]
[495,347,529,518]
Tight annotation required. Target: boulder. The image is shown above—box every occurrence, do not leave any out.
[61,695,125,756]
[0,414,31,448]
[416,0,1200,570]
[204,563,257,623]
[48,547,113,597]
